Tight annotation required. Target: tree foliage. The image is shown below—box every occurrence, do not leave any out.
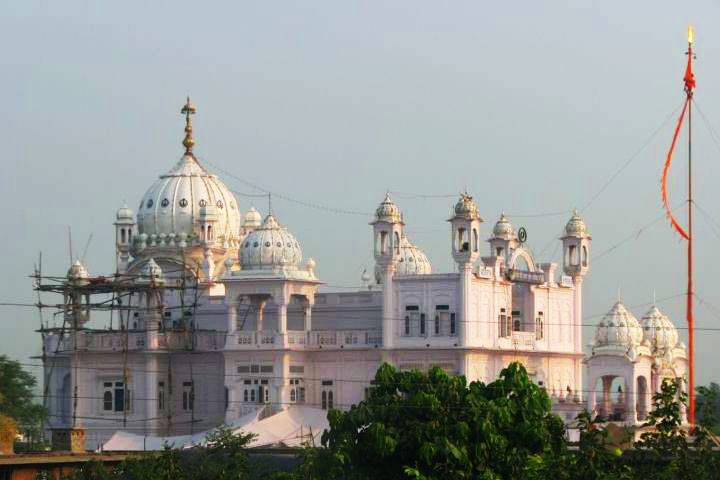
[0,355,46,443]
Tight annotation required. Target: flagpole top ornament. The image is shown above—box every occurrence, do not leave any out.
[181,96,197,155]
[688,24,694,45]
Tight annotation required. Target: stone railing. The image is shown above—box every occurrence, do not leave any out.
[510,331,536,350]
[226,329,383,350]
[44,330,226,354]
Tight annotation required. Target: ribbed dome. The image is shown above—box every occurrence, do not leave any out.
[492,213,515,239]
[239,215,303,270]
[374,235,431,283]
[375,193,402,223]
[136,154,241,248]
[641,305,679,352]
[452,192,481,220]
[243,207,262,229]
[397,236,432,275]
[594,301,643,348]
[565,209,588,237]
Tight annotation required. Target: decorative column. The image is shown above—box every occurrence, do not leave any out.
[625,375,637,423]
[602,376,613,418]
[145,355,159,434]
[273,352,291,412]
[380,262,396,349]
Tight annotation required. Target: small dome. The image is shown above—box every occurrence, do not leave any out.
[116,204,134,221]
[594,301,643,348]
[67,260,89,281]
[492,213,515,239]
[243,207,262,228]
[374,235,431,283]
[565,209,588,237]
[239,215,303,270]
[452,192,481,220]
[641,305,679,352]
[137,258,164,283]
[375,193,402,223]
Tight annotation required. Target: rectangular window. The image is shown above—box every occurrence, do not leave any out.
[237,365,250,374]
[158,381,165,411]
[244,389,249,402]
[250,365,260,373]
[434,315,440,335]
[321,380,334,386]
[114,382,125,413]
[536,312,544,340]
[450,313,456,336]
[182,381,194,411]
[103,382,113,411]
[405,305,419,311]
[260,365,273,374]
[404,316,411,336]
[420,314,426,336]
[250,389,256,402]
[499,308,508,337]
[289,365,304,374]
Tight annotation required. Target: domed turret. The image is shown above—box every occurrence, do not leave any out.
[641,305,679,352]
[565,209,588,237]
[492,213,515,239]
[594,301,643,349]
[116,204,134,221]
[67,260,90,284]
[243,207,262,229]
[452,192,481,221]
[375,193,402,223]
[239,215,303,270]
[135,99,241,249]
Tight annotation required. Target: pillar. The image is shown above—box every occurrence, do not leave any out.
[625,375,637,423]
[304,297,314,332]
[380,262,395,349]
[254,299,266,332]
[226,301,238,334]
[458,263,472,350]
[273,352,291,411]
[145,355,159,434]
[602,376,613,418]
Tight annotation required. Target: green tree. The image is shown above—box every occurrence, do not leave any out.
[0,355,46,446]
[311,362,566,480]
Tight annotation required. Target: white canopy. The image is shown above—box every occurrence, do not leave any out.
[102,406,329,451]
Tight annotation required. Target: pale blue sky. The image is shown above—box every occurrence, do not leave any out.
[2,1,720,384]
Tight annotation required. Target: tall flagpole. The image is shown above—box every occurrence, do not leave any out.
[686,25,695,429]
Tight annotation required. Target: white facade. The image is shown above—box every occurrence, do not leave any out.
[42,101,667,449]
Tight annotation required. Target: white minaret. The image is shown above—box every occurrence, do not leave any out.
[448,192,482,354]
[561,209,591,398]
[371,193,404,349]
[114,204,135,274]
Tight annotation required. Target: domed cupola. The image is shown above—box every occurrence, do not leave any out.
[67,260,90,285]
[375,235,432,283]
[492,213,515,240]
[239,214,303,270]
[594,301,643,349]
[116,204,134,221]
[565,209,588,237]
[375,192,403,223]
[640,305,679,353]
[135,98,241,250]
[452,192,482,221]
[241,207,263,236]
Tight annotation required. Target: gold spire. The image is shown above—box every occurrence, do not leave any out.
[181,96,197,155]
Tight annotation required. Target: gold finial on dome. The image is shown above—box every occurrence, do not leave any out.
[181,96,197,155]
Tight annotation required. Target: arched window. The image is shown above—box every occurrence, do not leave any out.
[394,232,400,255]
[496,247,504,257]
[457,228,468,252]
[207,225,213,241]
[321,391,327,410]
[380,231,388,255]
[568,245,578,266]
[128,229,132,242]
[582,246,588,267]
[120,229,126,244]
[328,391,334,410]
[290,388,296,403]
[472,228,479,252]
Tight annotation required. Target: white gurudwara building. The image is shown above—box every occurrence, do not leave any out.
[39,100,688,450]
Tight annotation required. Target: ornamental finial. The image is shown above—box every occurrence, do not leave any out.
[181,96,197,155]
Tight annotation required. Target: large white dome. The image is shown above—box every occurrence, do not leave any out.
[135,99,241,249]
[375,235,431,283]
[239,214,303,270]
[136,155,241,248]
